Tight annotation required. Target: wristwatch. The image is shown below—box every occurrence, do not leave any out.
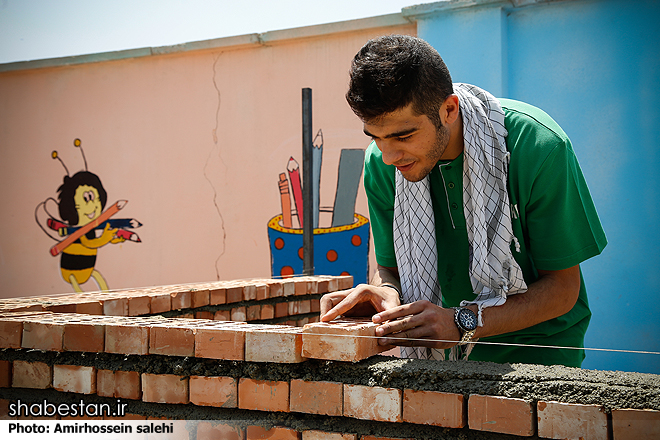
[453,307,478,345]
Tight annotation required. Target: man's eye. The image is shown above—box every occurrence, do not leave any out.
[398,135,413,142]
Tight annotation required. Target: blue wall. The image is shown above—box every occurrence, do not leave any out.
[410,0,660,374]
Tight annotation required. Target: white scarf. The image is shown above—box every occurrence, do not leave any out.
[393,83,527,361]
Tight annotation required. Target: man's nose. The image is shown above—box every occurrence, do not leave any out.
[378,141,403,166]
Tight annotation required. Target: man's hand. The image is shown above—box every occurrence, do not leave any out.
[320,284,401,322]
[372,300,462,349]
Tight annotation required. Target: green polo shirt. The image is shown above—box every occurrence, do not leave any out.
[364,98,607,367]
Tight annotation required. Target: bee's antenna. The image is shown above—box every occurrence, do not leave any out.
[51,151,70,176]
[74,138,88,171]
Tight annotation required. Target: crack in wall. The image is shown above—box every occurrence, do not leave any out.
[204,53,228,280]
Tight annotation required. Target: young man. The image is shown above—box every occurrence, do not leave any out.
[320,35,607,367]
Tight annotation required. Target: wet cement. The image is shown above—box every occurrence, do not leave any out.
[2,348,658,414]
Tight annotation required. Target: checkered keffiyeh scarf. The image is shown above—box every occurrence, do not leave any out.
[394,83,527,361]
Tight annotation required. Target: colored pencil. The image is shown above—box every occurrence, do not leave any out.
[278,173,293,228]
[287,157,304,228]
[49,200,127,256]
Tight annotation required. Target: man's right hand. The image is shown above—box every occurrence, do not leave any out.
[319,283,401,322]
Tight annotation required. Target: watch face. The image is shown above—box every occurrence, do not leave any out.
[457,308,478,331]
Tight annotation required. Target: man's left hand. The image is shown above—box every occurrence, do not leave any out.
[372,300,463,349]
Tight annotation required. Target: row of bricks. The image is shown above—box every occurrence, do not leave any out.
[2,360,658,440]
[0,275,352,315]
[0,313,384,362]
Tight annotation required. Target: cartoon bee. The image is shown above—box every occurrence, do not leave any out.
[35,139,142,292]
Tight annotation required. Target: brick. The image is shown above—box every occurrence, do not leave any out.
[289,300,311,316]
[0,399,12,420]
[245,326,306,363]
[171,290,192,310]
[282,280,295,296]
[97,369,141,400]
[209,286,227,305]
[267,281,284,298]
[537,400,607,440]
[0,319,22,348]
[243,285,257,301]
[238,378,289,412]
[0,360,11,387]
[294,279,308,295]
[360,437,415,440]
[232,307,247,322]
[149,325,195,357]
[195,323,247,360]
[612,408,660,440]
[12,361,51,389]
[142,374,189,404]
[196,311,214,320]
[63,322,105,352]
[75,299,103,315]
[310,299,321,313]
[246,305,261,321]
[149,293,171,314]
[247,426,300,440]
[53,365,96,394]
[275,302,289,318]
[22,321,64,351]
[214,310,231,321]
[344,384,401,423]
[45,303,76,313]
[105,322,149,355]
[468,394,532,435]
[190,376,237,408]
[402,389,465,428]
[255,284,268,301]
[197,421,244,440]
[302,319,390,362]
[226,286,244,304]
[128,295,151,316]
[192,289,210,308]
[261,304,275,320]
[302,431,356,440]
[103,297,129,316]
[290,379,342,416]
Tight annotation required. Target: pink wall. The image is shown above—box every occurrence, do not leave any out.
[0,17,415,298]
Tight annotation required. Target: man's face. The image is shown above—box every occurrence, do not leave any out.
[363,104,450,182]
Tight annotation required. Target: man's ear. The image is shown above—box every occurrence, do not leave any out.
[441,95,460,125]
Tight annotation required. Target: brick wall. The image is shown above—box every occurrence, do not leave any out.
[1,276,658,439]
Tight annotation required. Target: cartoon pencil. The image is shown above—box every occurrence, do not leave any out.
[287,157,304,228]
[278,173,293,228]
[49,200,127,256]
[48,218,142,235]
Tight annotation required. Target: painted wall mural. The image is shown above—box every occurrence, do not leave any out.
[34,139,142,292]
[267,130,370,285]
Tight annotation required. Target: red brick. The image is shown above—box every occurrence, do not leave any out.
[196,311,214,320]
[197,421,244,440]
[289,300,311,316]
[310,299,321,313]
[238,378,289,412]
[290,379,342,416]
[255,284,268,301]
[22,321,64,351]
[63,322,105,352]
[195,323,246,360]
[53,365,96,394]
[97,369,142,400]
[232,306,247,322]
[149,325,195,357]
[337,276,354,290]
[247,426,300,440]
[209,286,227,305]
[247,305,261,321]
[294,279,309,295]
[282,280,295,297]
[105,322,149,355]
[243,285,257,301]
[302,319,390,362]
[45,303,76,313]
[275,302,289,318]
[267,281,284,298]
[142,373,189,404]
[261,304,275,320]
[12,361,51,389]
[192,289,210,308]
[344,384,401,423]
[0,399,13,420]
[303,432,356,440]
[103,297,129,316]
[128,295,151,316]
[245,326,306,363]
[612,408,660,440]
[402,389,465,428]
[226,286,244,304]
[214,310,231,321]
[0,360,11,387]
[537,400,607,440]
[0,320,22,348]
[149,293,171,314]
[468,394,532,435]
[190,376,237,408]
[171,290,192,310]
[75,299,103,315]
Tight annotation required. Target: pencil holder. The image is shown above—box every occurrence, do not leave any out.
[267,213,370,285]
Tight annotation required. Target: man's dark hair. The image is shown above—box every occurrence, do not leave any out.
[346,35,453,126]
